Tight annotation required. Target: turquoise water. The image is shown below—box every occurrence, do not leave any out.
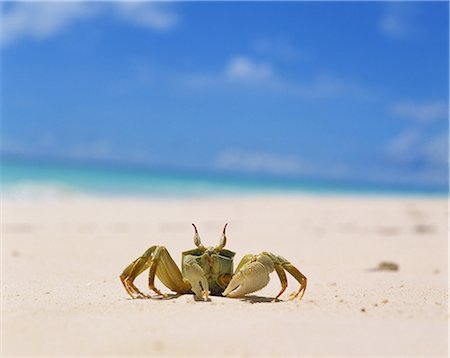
[0,159,319,198]
[1,158,447,198]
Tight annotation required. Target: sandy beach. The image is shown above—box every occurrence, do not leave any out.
[2,194,448,356]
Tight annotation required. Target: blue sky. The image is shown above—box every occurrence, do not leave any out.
[1,1,448,189]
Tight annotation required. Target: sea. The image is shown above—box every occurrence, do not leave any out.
[1,158,447,199]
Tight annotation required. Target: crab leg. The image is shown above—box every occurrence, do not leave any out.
[282,261,307,300]
[149,246,191,296]
[263,252,307,300]
[120,246,157,298]
[120,245,190,299]
[273,263,288,300]
[147,248,165,296]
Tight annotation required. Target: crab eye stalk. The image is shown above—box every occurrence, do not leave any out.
[215,223,228,252]
[192,223,205,251]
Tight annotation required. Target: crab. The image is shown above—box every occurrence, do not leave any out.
[120,223,307,301]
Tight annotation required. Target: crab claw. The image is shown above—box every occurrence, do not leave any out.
[223,254,274,298]
[184,256,209,301]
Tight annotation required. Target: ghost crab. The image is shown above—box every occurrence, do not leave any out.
[120,224,307,301]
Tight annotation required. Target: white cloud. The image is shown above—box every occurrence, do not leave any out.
[385,129,422,163]
[0,2,178,47]
[225,56,273,81]
[113,2,177,31]
[363,166,447,188]
[215,149,310,176]
[273,73,375,100]
[390,100,448,123]
[0,136,30,155]
[386,129,448,168]
[214,135,447,188]
[68,140,115,161]
[387,101,448,182]
[422,132,449,167]
[66,139,151,165]
[253,37,306,62]
[0,2,94,46]
[0,135,152,166]
[182,56,375,100]
[379,3,419,39]
[214,147,448,188]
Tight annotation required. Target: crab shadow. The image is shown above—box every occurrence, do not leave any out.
[125,293,278,303]
[126,293,181,301]
[237,295,279,303]
[127,293,214,302]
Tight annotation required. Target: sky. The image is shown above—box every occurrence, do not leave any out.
[1,1,448,189]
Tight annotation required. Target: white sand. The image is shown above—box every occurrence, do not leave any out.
[2,194,448,356]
